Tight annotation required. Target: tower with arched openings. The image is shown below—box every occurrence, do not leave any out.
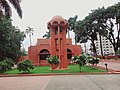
[48,15,68,69]
[28,16,82,67]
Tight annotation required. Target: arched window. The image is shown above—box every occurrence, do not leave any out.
[39,49,50,60]
[67,49,72,59]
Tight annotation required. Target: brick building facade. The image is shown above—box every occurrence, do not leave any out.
[28,16,82,67]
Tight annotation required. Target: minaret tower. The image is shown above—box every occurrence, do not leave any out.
[47,16,68,69]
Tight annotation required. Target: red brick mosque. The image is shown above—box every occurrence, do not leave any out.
[28,16,82,69]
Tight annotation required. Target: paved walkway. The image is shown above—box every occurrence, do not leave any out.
[97,61,120,72]
[0,61,120,90]
[0,75,120,90]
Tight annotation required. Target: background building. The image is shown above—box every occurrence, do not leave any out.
[94,34,115,56]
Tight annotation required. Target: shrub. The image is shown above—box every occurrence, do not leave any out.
[17,59,34,73]
[0,60,8,74]
[78,54,87,66]
[0,58,14,74]
[71,54,87,72]
[46,55,60,65]
[88,56,100,66]
[71,55,78,63]
[4,58,14,70]
[46,55,60,70]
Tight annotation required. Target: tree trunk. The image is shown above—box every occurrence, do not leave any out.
[116,24,120,54]
[112,43,118,58]
[91,39,97,57]
[99,35,104,58]
[114,24,120,58]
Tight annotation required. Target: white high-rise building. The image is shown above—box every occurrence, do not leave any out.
[94,34,115,56]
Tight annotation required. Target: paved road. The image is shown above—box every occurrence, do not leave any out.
[1,75,120,90]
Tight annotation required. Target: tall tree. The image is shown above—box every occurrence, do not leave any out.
[91,7,106,58]
[94,3,120,56]
[0,0,22,18]
[76,2,120,57]
[68,15,78,45]
[25,26,34,46]
[0,16,25,62]
[75,18,98,56]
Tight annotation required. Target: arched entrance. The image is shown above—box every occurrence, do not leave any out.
[39,49,50,60]
[39,49,50,66]
[67,49,72,60]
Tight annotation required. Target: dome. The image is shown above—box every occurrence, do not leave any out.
[51,15,64,21]
[47,15,68,29]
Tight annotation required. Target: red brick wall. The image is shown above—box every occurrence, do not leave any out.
[28,42,82,66]
[73,45,82,56]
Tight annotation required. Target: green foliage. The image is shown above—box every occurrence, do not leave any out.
[71,2,120,56]
[0,58,14,74]
[4,58,14,70]
[0,0,22,18]
[78,54,87,66]
[43,31,50,39]
[0,60,8,74]
[71,54,87,72]
[71,55,78,63]
[17,59,34,73]
[68,15,78,44]
[46,55,60,65]
[87,56,100,66]
[0,16,25,62]
[72,54,87,66]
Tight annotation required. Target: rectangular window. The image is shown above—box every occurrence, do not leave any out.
[106,41,108,43]
[110,46,112,48]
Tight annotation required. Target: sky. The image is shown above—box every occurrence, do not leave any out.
[11,0,120,51]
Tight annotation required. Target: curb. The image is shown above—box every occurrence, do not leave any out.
[0,72,120,77]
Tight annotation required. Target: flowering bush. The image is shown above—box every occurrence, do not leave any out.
[46,55,60,65]
[87,56,100,66]
[46,55,60,70]
[71,54,87,72]
[71,55,78,63]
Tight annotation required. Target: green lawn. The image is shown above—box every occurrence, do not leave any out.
[6,64,105,74]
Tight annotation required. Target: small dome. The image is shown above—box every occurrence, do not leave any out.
[51,15,64,21]
[47,15,68,29]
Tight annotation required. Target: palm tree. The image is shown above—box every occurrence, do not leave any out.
[0,0,22,18]
[25,26,34,46]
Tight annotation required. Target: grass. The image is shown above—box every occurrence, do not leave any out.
[6,64,105,74]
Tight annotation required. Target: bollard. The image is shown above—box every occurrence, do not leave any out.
[105,63,108,72]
